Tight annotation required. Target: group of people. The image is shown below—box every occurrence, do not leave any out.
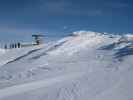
[4,42,21,49]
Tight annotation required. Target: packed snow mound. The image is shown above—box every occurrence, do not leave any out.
[0,31,133,100]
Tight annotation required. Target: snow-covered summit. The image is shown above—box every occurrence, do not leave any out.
[72,31,101,36]
[49,31,118,56]
[0,31,133,100]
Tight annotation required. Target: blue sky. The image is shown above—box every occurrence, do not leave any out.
[0,0,131,42]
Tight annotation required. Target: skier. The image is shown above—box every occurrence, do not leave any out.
[4,44,7,49]
[10,44,12,49]
[14,43,17,48]
[12,44,14,48]
[18,42,21,48]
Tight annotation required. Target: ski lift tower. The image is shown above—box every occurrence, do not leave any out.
[32,33,44,45]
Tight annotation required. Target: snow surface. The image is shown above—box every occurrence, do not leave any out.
[0,31,132,100]
[0,49,5,56]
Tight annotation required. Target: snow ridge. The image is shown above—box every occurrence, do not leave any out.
[0,31,132,100]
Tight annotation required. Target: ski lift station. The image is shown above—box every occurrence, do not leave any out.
[32,34,44,45]
[4,33,45,49]
[21,33,44,47]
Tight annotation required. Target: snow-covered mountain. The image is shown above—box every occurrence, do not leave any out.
[0,31,133,100]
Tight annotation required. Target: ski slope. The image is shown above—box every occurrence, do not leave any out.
[0,31,132,100]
